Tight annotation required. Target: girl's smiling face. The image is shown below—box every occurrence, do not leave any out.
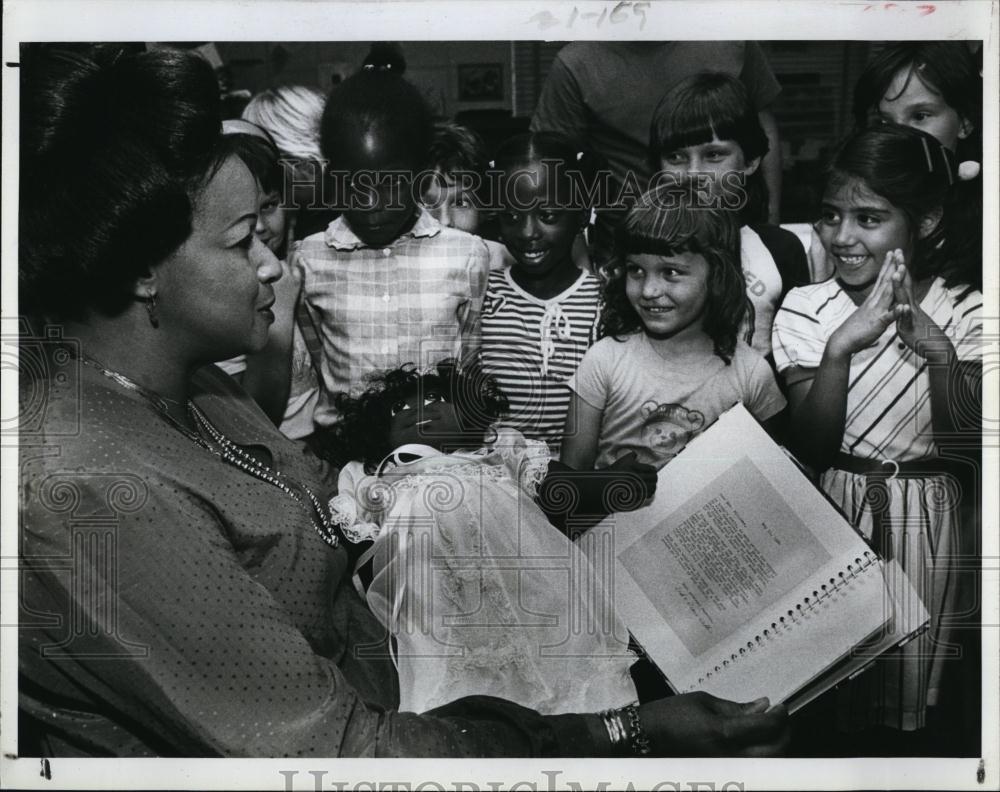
[624,251,710,339]
[876,67,971,151]
[498,160,583,279]
[817,176,914,288]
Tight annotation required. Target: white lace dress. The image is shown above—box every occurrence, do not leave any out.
[330,428,637,714]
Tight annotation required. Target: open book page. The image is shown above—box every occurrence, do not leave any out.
[602,404,896,705]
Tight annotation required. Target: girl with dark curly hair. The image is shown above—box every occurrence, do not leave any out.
[561,186,787,471]
[318,360,653,715]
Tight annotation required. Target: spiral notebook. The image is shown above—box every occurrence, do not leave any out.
[603,403,929,712]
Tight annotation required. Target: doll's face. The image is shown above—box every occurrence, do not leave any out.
[386,385,465,451]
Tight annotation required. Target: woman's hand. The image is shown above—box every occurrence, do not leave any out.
[828,250,905,359]
[891,263,955,364]
[639,692,789,757]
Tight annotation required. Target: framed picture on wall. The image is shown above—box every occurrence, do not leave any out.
[457,62,503,101]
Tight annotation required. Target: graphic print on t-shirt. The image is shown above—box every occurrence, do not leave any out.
[638,401,706,466]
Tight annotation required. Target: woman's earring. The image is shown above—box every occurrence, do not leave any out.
[143,293,160,329]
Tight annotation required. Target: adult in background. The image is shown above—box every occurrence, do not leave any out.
[18,44,789,759]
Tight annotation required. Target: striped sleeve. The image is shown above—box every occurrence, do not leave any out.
[771,287,828,372]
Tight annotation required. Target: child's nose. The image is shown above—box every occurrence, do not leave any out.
[522,216,542,239]
[641,278,663,298]
[832,220,856,246]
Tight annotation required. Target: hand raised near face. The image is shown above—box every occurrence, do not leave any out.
[828,249,908,359]
[890,257,954,364]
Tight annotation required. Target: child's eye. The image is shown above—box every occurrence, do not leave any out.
[500,211,520,224]
[911,111,932,122]
[233,233,254,251]
[625,264,644,278]
[857,214,881,227]
[539,211,559,224]
[423,391,445,406]
[662,152,687,165]
[819,209,840,226]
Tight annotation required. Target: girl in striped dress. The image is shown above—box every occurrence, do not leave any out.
[479,132,603,453]
[771,124,982,740]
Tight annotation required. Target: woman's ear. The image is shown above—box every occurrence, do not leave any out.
[132,269,159,301]
[744,156,762,176]
[918,206,944,239]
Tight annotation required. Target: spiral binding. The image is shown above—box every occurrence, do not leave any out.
[695,550,879,688]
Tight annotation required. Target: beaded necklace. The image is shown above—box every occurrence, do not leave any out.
[78,353,339,549]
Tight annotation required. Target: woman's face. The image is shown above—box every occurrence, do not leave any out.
[876,67,971,151]
[153,155,283,363]
[817,176,913,289]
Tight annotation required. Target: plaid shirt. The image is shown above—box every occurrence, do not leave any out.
[294,209,489,425]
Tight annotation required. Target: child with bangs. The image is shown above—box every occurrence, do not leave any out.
[561,186,786,472]
[852,41,982,292]
[649,72,810,365]
[419,120,512,272]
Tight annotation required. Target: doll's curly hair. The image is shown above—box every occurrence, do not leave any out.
[316,360,509,473]
[600,184,749,364]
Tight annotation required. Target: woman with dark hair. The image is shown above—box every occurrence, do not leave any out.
[18,45,788,758]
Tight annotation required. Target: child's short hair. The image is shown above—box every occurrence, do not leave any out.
[224,121,283,195]
[320,360,509,473]
[649,72,770,224]
[602,184,748,363]
[825,122,975,289]
[853,42,982,162]
[428,121,487,176]
[242,85,325,162]
[319,69,433,172]
[492,131,603,211]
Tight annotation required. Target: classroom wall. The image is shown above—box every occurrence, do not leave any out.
[215,41,513,118]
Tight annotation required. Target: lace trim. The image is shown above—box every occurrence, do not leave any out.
[328,493,381,543]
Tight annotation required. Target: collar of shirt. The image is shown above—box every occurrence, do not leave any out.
[323,207,442,251]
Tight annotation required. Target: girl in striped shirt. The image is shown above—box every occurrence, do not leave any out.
[479,132,603,453]
[771,124,982,742]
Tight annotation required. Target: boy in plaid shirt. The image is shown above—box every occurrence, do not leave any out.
[295,66,489,426]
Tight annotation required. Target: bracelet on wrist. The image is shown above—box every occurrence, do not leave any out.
[600,703,651,756]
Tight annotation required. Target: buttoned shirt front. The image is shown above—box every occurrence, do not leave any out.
[295,210,489,425]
